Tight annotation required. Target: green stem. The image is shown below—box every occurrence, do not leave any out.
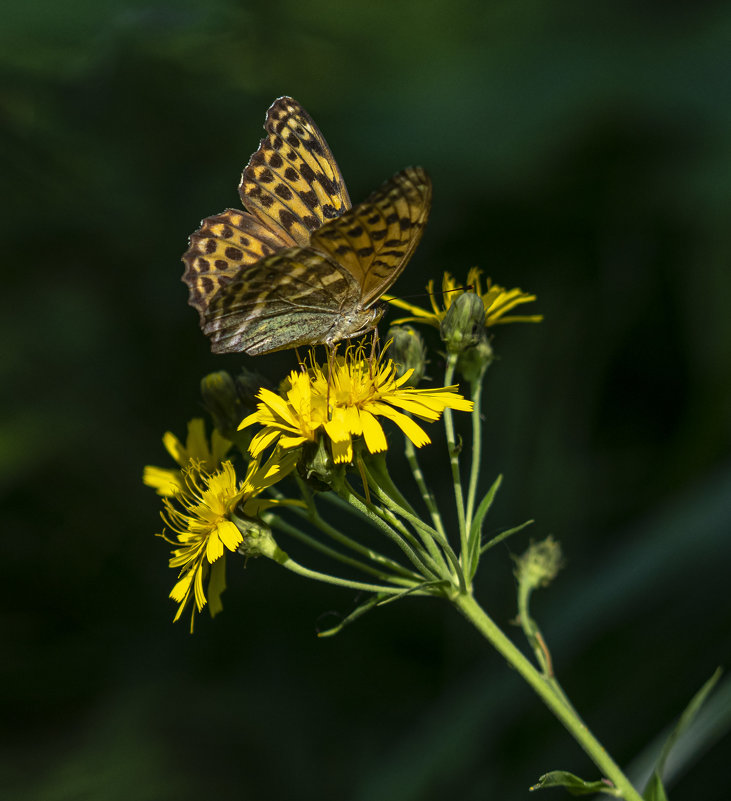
[516,578,577,713]
[292,477,419,580]
[345,477,437,569]
[453,594,644,801]
[404,437,448,540]
[275,555,417,595]
[269,515,415,587]
[465,377,483,532]
[443,353,469,569]
[334,478,440,580]
[363,462,465,591]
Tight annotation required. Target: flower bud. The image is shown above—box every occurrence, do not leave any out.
[456,331,494,383]
[200,371,242,440]
[440,292,486,353]
[232,514,279,559]
[234,368,272,410]
[386,325,427,386]
[514,537,563,591]
[201,368,269,442]
[297,436,344,491]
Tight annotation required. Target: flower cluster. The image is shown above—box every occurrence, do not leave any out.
[240,345,473,465]
[145,269,541,632]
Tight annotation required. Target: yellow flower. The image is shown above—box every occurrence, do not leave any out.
[239,370,330,458]
[385,267,543,329]
[143,418,232,496]
[162,451,297,632]
[240,346,473,465]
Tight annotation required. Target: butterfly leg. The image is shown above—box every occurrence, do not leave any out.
[368,328,380,378]
[325,343,336,419]
[295,347,307,372]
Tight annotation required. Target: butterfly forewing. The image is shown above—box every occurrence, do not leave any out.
[310,166,432,307]
[202,247,363,354]
[238,97,351,246]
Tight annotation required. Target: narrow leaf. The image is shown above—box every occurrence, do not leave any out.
[468,474,502,542]
[376,579,449,606]
[654,667,723,779]
[530,770,617,796]
[642,772,669,801]
[480,519,535,555]
[316,594,382,637]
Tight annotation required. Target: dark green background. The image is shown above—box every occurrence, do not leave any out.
[3,2,730,799]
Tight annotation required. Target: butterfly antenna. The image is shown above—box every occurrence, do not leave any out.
[395,286,471,302]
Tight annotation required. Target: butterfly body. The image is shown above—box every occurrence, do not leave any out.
[183,97,431,355]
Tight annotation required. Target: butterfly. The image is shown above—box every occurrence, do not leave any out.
[182,96,432,355]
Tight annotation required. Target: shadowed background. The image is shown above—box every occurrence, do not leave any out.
[2,1,730,799]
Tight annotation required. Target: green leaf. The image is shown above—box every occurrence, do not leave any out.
[316,594,383,637]
[468,474,502,543]
[376,579,449,606]
[529,770,617,796]
[479,519,535,556]
[655,667,722,778]
[467,474,501,579]
[642,772,669,801]
[639,667,723,796]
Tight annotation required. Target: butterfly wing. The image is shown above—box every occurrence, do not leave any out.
[309,166,432,307]
[238,96,352,246]
[183,97,352,325]
[182,209,294,323]
[202,247,364,355]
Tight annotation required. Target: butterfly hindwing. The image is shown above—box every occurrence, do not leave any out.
[238,97,352,247]
[202,247,363,355]
[182,209,294,323]
[310,166,432,307]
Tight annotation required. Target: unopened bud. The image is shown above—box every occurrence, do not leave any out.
[387,325,427,386]
[297,436,344,491]
[233,514,279,560]
[440,292,486,353]
[201,368,269,443]
[456,331,494,383]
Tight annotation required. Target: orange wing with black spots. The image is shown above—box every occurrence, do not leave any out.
[182,96,351,321]
[200,169,431,355]
[310,166,431,307]
[239,96,352,245]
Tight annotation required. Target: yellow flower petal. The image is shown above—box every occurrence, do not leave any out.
[143,466,183,497]
[374,406,432,447]
[162,431,186,465]
[215,519,243,554]
[360,410,387,454]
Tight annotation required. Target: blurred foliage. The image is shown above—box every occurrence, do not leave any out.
[1,1,730,800]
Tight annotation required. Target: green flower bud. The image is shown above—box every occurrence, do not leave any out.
[234,368,272,409]
[514,537,563,591]
[201,368,269,442]
[232,514,280,560]
[200,371,242,440]
[440,292,486,354]
[386,325,427,386]
[297,436,344,491]
[456,331,494,383]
